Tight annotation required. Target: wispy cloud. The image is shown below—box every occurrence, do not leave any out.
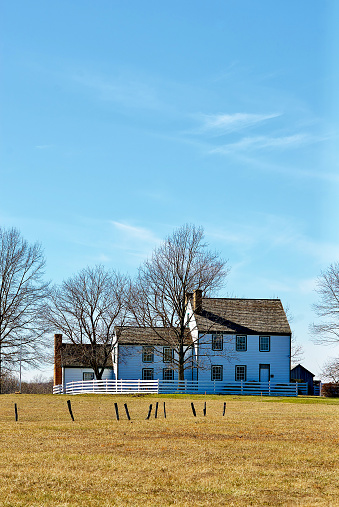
[211,133,311,154]
[195,112,280,136]
[111,221,160,245]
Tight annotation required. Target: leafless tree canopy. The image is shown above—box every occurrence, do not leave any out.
[0,227,50,393]
[128,224,229,379]
[321,357,339,383]
[47,265,128,379]
[311,263,339,344]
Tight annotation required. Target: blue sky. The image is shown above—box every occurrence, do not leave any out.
[1,0,338,379]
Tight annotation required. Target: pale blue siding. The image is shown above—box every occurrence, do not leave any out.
[117,344,194,380]
[196,333,291,383]
[63,367,114,384]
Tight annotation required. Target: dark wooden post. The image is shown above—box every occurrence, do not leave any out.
[114,402,120,421]
[67,400,74,421]
[146,404,153,420]
[163,402,166,418]
[154,401,159,419]
[203,401,206,416]
[14,403,18,421]
[223,402,226,416]
[124,403,131,421]
[191,402,196,417]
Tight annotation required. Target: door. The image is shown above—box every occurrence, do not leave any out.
[259,364,270,382]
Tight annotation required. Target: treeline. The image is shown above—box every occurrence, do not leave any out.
[1,373,53,394]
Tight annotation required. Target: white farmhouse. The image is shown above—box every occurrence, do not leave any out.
[54,290,291,390]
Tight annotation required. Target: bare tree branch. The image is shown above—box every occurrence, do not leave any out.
[311,263,339,345]
[128,224,229,380]
[0,227,50,393]
[46,265,128,379]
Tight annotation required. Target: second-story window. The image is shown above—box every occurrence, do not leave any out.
[142,346,154,363]
[259,336,270,352]
[236,335,247,351]
[212,333,223,351]
[163,347,173,363]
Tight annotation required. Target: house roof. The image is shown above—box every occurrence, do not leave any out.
[116,326,192,346]
[60,343,113,368]
[194,298,291,335]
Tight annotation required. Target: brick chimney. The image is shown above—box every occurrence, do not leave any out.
[193,289,202,312]
[54,334,63,386]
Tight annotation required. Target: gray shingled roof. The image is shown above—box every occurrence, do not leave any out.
[195,298,291,335]
[117,327,192,346]
[60,343,113,368]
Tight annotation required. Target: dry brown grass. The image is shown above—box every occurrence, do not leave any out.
[1,394,338,506]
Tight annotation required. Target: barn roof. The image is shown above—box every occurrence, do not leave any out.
[194,298,291,335]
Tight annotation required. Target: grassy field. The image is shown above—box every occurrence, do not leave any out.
[1,394,338,506]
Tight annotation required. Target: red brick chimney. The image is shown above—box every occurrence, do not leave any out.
[193,289,202,312]
[54,334,63,386]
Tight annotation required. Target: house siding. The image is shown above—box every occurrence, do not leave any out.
[117,344,194,380]
[197,333,291,383]
[63,367,114,384]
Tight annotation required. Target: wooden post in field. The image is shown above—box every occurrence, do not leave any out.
[146,404,153,420]
[191,402,196,417]
[203,401,206,416]
[114,402,120,421]
[163,402,166,418]
[223,402,226,416]
[67,400,74,421]
[124,403,131,421]
[14,403,18,421]
[154,401,159,419]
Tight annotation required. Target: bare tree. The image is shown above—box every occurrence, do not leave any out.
[283,304,304,362]
[46,265,128,379]
[0,227,50,394]
[128,224,229,380]
[321,357,339,383]
[311,263,339,344]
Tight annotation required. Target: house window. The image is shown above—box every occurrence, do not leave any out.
[163,368,174,381]
[211,365,223,381]
[236,335,247,351]
[83,372,94,381]
[142,368,154,380]
[235,365,247,381]
[259,336,270,352]
[142,346,154,363]
[163,347,173,363]
[212,334,223,351]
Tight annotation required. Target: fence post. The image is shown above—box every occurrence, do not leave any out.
[222,402,226,416]
[146,404,153,420]
[191,402,196,417]
[14,403,18,421]
[114,402,120,421]
[163,402,166,418]
[124,403,131,421]
[155,402,159,419]
[67,400,75,421]
[203,401,206,416]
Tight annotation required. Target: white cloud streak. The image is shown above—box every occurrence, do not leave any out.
[196,112,281,135]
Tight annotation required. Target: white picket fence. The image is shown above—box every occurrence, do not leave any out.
[53,379,306,397]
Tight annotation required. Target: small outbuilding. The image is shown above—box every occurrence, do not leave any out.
[290,364,315,394]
